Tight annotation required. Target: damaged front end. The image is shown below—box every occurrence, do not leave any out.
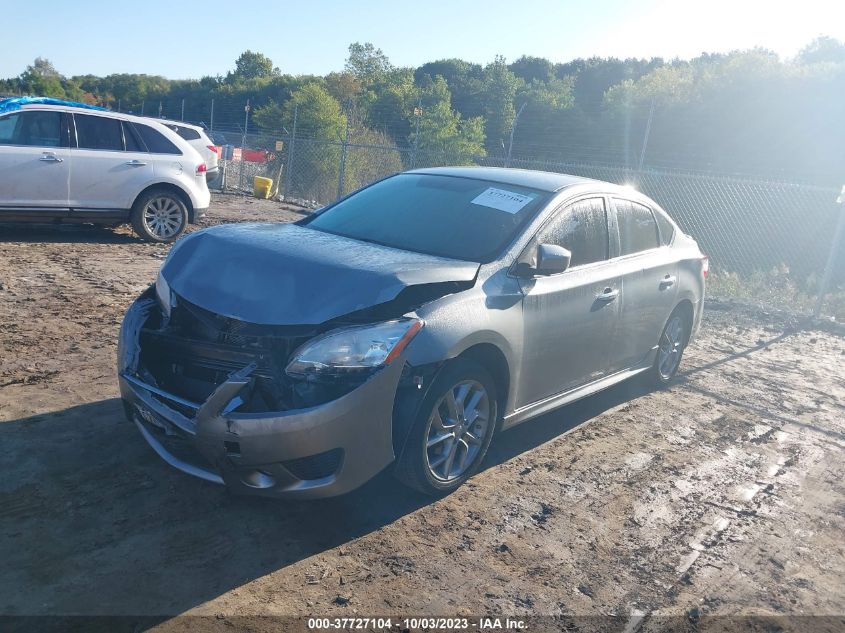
[117,223,481,498]
[117,287,418,498]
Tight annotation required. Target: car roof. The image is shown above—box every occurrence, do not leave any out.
[407,166,605,193]
[14,103,200,157]
[18,102,154,124]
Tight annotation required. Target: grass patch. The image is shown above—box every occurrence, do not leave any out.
[707,266,845,321]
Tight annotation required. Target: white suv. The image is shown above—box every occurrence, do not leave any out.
[0,103,210,242]
[156,119,220,184]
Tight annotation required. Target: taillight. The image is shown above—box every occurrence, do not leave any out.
[196,163,207,175]
[207,145,217,153]
[701,255,709,279]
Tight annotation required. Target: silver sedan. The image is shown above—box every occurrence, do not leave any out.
[118,167,707,498]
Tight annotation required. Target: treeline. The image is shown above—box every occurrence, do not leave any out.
[2,38,844,183]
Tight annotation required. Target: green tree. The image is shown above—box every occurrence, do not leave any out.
[480,56,521,153]
[254,83,347,201]
[414,58,484,118]
[19,57,66,98]
[324,71,364,104]
[797,36,845,65]
[345,42,393,85]
[344,125,403,194]
[229,51,278,83]
[412,77,485,166]
[509,56,555,83]
[510,77,576,158]
[366,67,417,143]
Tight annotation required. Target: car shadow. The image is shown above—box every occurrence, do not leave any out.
[0,377,653,622]
[0,224,141,245]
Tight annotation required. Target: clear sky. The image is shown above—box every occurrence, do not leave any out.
[2,0,843,79]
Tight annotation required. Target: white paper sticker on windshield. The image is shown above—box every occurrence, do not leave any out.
[471,187,534,214]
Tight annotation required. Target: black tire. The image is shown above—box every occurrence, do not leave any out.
[394,358,498,495]
[647,306,692,387]
[130,188,188,243]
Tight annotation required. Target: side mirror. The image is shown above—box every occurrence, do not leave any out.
[536,243,572,275]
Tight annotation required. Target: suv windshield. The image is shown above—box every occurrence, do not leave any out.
[304,174,550,262]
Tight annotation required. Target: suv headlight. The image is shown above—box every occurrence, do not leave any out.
[155,270,173,318]
[286,318,424,378]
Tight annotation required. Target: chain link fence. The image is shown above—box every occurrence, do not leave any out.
[171,102,844,323]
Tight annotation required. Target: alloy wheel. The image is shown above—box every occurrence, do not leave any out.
[425,380,490,482]
[657,315,685,380]
[142,197,183,240]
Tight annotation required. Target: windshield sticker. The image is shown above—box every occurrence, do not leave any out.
[471,187,535,214]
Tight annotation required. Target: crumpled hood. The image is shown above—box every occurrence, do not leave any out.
[161,223,480,326]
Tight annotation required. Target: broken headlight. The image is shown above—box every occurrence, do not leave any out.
[285,318,423,378]
[155,270,173,319]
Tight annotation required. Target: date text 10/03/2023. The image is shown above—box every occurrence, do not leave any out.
[307,617,528,630]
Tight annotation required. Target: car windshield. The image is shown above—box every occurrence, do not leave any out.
[304,174,551,262]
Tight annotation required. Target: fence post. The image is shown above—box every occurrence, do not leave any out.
[180,98,185,121]
[284,103,298,200]
[813,185,845,318]
[411,98,422,169]
[239,100,250,191]
[505,102,526,168]
[637,100,655,171]
[337,104,351,198]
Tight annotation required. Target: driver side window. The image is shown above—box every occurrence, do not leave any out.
[538,197,609,267]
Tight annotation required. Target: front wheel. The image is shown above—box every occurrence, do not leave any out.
[394,358,498,495]
[647,308,690,386]
[130,189,188,243]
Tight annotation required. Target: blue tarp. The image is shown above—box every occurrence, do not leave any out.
[0,96,109,114]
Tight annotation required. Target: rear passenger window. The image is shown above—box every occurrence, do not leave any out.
[133,123,181,155]
[653,208,675,245]
[615,199,660,255]
[75,114,124,151]
[0,111,62,147]
[167,124,201,141]
[538,197,608,267]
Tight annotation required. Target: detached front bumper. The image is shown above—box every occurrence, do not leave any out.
[118,297,402,499]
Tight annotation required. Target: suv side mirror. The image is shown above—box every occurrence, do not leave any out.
[536,243,572,275]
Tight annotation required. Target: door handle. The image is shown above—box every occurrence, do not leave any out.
[596,287,619,301]
[124,160,148,166]
[659,275,677,289]
[39,153,63,162]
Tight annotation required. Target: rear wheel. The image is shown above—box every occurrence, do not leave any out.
[131,189,188,243]
[394,358,498,495]
[647,308,691,386]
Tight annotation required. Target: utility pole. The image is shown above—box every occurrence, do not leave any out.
[239,100,250,191]
[284,103,298,200]
[638,100,655,171]
[814,185,845,318]
[411,98,422,170]
[180,98,185,121]
[158,101,162,118]
[505,102,526,168]
[209,98,214,132]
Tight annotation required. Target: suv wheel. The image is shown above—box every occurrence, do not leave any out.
[394,358,497,495]
[131,189,188,243]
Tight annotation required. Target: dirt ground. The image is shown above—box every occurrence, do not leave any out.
[1,193,843,631]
